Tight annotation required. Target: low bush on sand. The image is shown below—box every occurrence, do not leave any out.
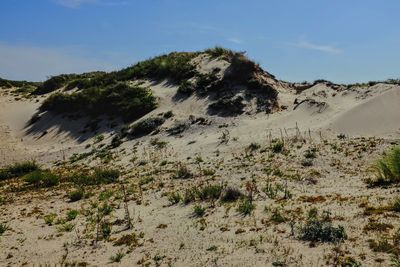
[367,146,400,186]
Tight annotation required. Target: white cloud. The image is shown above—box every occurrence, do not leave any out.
[295,41,341,54]
[0,42,115,81]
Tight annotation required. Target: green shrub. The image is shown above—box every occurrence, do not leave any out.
[130,117,165,137]
[271,140,284,153]
[89,168,120,185]
[193,205,206,217]
[66,210,78,221]
[196,184,223,201]
[237,198,254,216]
[299,211,347,243]
[40,83,157,122]
[247,143,261,152]
[304,148,317,159]
[58,222,74,232]
[270,209,287,224]
[221,186,243,202]
[110,251,124,263]
[68,189,84,202]
[43,214,57,226]
[0,161,40,181]
[368,146,400,186]
[393,198,400,212]
[172,164,192,179]
[101,221,112,240]
[23,170,59,187]
[168,192,182,205]
[205,46,237,60]
[0,223,9,235]
[34,74,70,94]
[183,188,197,204]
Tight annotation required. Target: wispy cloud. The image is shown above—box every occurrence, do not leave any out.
[0,42,115,81]
[55,0,127,8]
[294,40,341,54]
[227,38,244,44]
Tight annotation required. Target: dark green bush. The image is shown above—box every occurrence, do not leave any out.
[68,189,84,202]
[221,186,243,202]
[205,46,237,60]
[193,205,206,217]
[271,140,284,153]
[196,184,223,201]
[23,170,59,187]
[299,212,347,243]
[130,117,165,137]
[0,161,40,181]
[40,83,157,122]
[34,75,71,94]
[237,198,254,216]
[172,164,193,179]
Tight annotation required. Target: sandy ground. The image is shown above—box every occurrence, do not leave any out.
[0,78,400,266]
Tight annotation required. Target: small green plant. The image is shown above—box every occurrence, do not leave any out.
[44,214,57,225]
[247,142,261,152]
[0,223,9,235]
[68,188,84,202]
[367,146,400,186]
[237,198,254,216]
[58,222,74,232]
[168,192,182,205]
[304,148,317,159]
[270,209,287,224]
[393,198,400,212]
[221,186,243,202]
[299,209,346,243]
[173,164,192,179]
[110,251,125,263]
[66,210,78,221]
[101,221,112,240]
[271,140,284,153]
[196,184,223,201]
[206,245,218,251]
[114,233,139,247]
[193,205,206,217]
[183,188,197,204]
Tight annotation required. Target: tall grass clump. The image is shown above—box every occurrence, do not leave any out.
[23,170,59,188]
[367,146,400,186]
[0,161,40,181]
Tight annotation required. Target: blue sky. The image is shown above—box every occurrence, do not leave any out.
[1,0,400,83]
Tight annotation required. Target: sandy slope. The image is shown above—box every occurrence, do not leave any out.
[0,81,400,266]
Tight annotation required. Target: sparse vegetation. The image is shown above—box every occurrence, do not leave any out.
[0,223,9,235]
[237,198,254,216]
[193,205,206,217]
[299,209,346,243]
[0,161,40,181]
[367,146,400,186]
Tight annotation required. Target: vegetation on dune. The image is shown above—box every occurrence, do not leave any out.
[299,209,347,243]
[367,146,400,186]
[35,47,279,122]
[40,82,157,122]
[0,161,40,181]
[0,77,40,89]
[129,116,165,137]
